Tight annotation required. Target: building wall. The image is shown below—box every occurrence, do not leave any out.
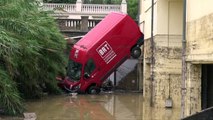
[184,63,201,116]
[153,35,182,108]
[184,0,213,116]
[187,0,213,22]
[139,0,183,108]
[186,0,213,63]
[140,0,213,117]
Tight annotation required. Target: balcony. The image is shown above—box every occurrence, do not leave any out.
[42,0,127,16]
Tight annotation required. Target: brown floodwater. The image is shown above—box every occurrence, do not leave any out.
[0,93,181,120]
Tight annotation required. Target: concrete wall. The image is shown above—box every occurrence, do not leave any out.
[139,0,158,39]
[157,0,183,35]
[186,6,213,63]
[184,0,213,116]
[140,0,213,117]
[140,0,183,108]
[140,0,183,38]
[186,0,213,22]
[152,35,182,108]
[184,63,201,116]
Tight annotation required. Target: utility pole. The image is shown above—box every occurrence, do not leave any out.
[150,0,155,107]
[114,70,117,86]
[181,0,187,118]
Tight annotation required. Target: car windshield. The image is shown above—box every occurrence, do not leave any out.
[67,60,82,81]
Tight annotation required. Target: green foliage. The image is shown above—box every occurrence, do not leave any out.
[0,69,24,115]
[0,0,66,115]
[127,0,139,20]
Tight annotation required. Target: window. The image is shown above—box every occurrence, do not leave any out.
[84,59,96,76]
[67,60,82,81]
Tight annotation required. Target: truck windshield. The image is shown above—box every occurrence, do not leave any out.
[67,60,82,81]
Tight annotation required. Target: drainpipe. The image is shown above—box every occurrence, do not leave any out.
[181,0,187,118]
[150,0,155,107]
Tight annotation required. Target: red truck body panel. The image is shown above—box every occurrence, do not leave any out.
[58,12,144,93]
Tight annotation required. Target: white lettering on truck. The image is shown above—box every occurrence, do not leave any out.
[96,41,116,64]
[74,49,79,58]
[98,44,110,56]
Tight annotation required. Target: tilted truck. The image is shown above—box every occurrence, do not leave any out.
[57,12,144,94]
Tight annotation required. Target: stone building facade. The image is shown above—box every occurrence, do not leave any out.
[139,0,213,118]
[184,0,213,116]
[139,0,183,108]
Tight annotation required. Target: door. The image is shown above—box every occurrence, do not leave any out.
[202,64,213,109]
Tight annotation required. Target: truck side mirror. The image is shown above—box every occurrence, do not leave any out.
[84,73,90,79]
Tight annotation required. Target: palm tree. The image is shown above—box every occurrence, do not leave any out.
[0,0,66,115]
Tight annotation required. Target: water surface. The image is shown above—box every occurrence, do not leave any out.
[1,93,181,120]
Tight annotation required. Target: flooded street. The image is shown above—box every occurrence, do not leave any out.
[25,93,142,120]
[1,93,181,120]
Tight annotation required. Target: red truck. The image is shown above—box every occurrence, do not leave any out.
[58,12,144,94]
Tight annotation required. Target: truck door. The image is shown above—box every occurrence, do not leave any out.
[84,59,99,81]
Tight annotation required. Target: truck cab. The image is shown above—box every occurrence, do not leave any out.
[58,12,144,94]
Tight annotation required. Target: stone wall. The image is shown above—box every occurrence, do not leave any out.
[143,38,152,100]
[184,63,201,116]
[143,34,182,108]
[184,12,213,116]
[186,13,213,63]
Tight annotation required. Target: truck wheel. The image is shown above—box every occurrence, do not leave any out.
[131,46,141,58]
[88,86,100,94]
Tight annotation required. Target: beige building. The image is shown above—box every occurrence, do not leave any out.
[139,0,183,107]
[185,0,213,116]
[139,0,213,118]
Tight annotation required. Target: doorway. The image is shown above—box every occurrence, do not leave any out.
[201,64,213,109]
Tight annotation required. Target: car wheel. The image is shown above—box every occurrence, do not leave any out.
[88,86,100,94]
[131,46,141,58]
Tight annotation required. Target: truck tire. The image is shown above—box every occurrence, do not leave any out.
[131,46,141,58]
[88,86,100,94]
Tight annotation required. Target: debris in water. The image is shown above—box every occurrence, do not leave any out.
[23,112,37,120]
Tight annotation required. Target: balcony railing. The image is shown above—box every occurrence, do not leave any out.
[57,19,101,32]
[81,4,121,13]
[42,0,127,14]
[42,0,127,33]
[43,3,76,12]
